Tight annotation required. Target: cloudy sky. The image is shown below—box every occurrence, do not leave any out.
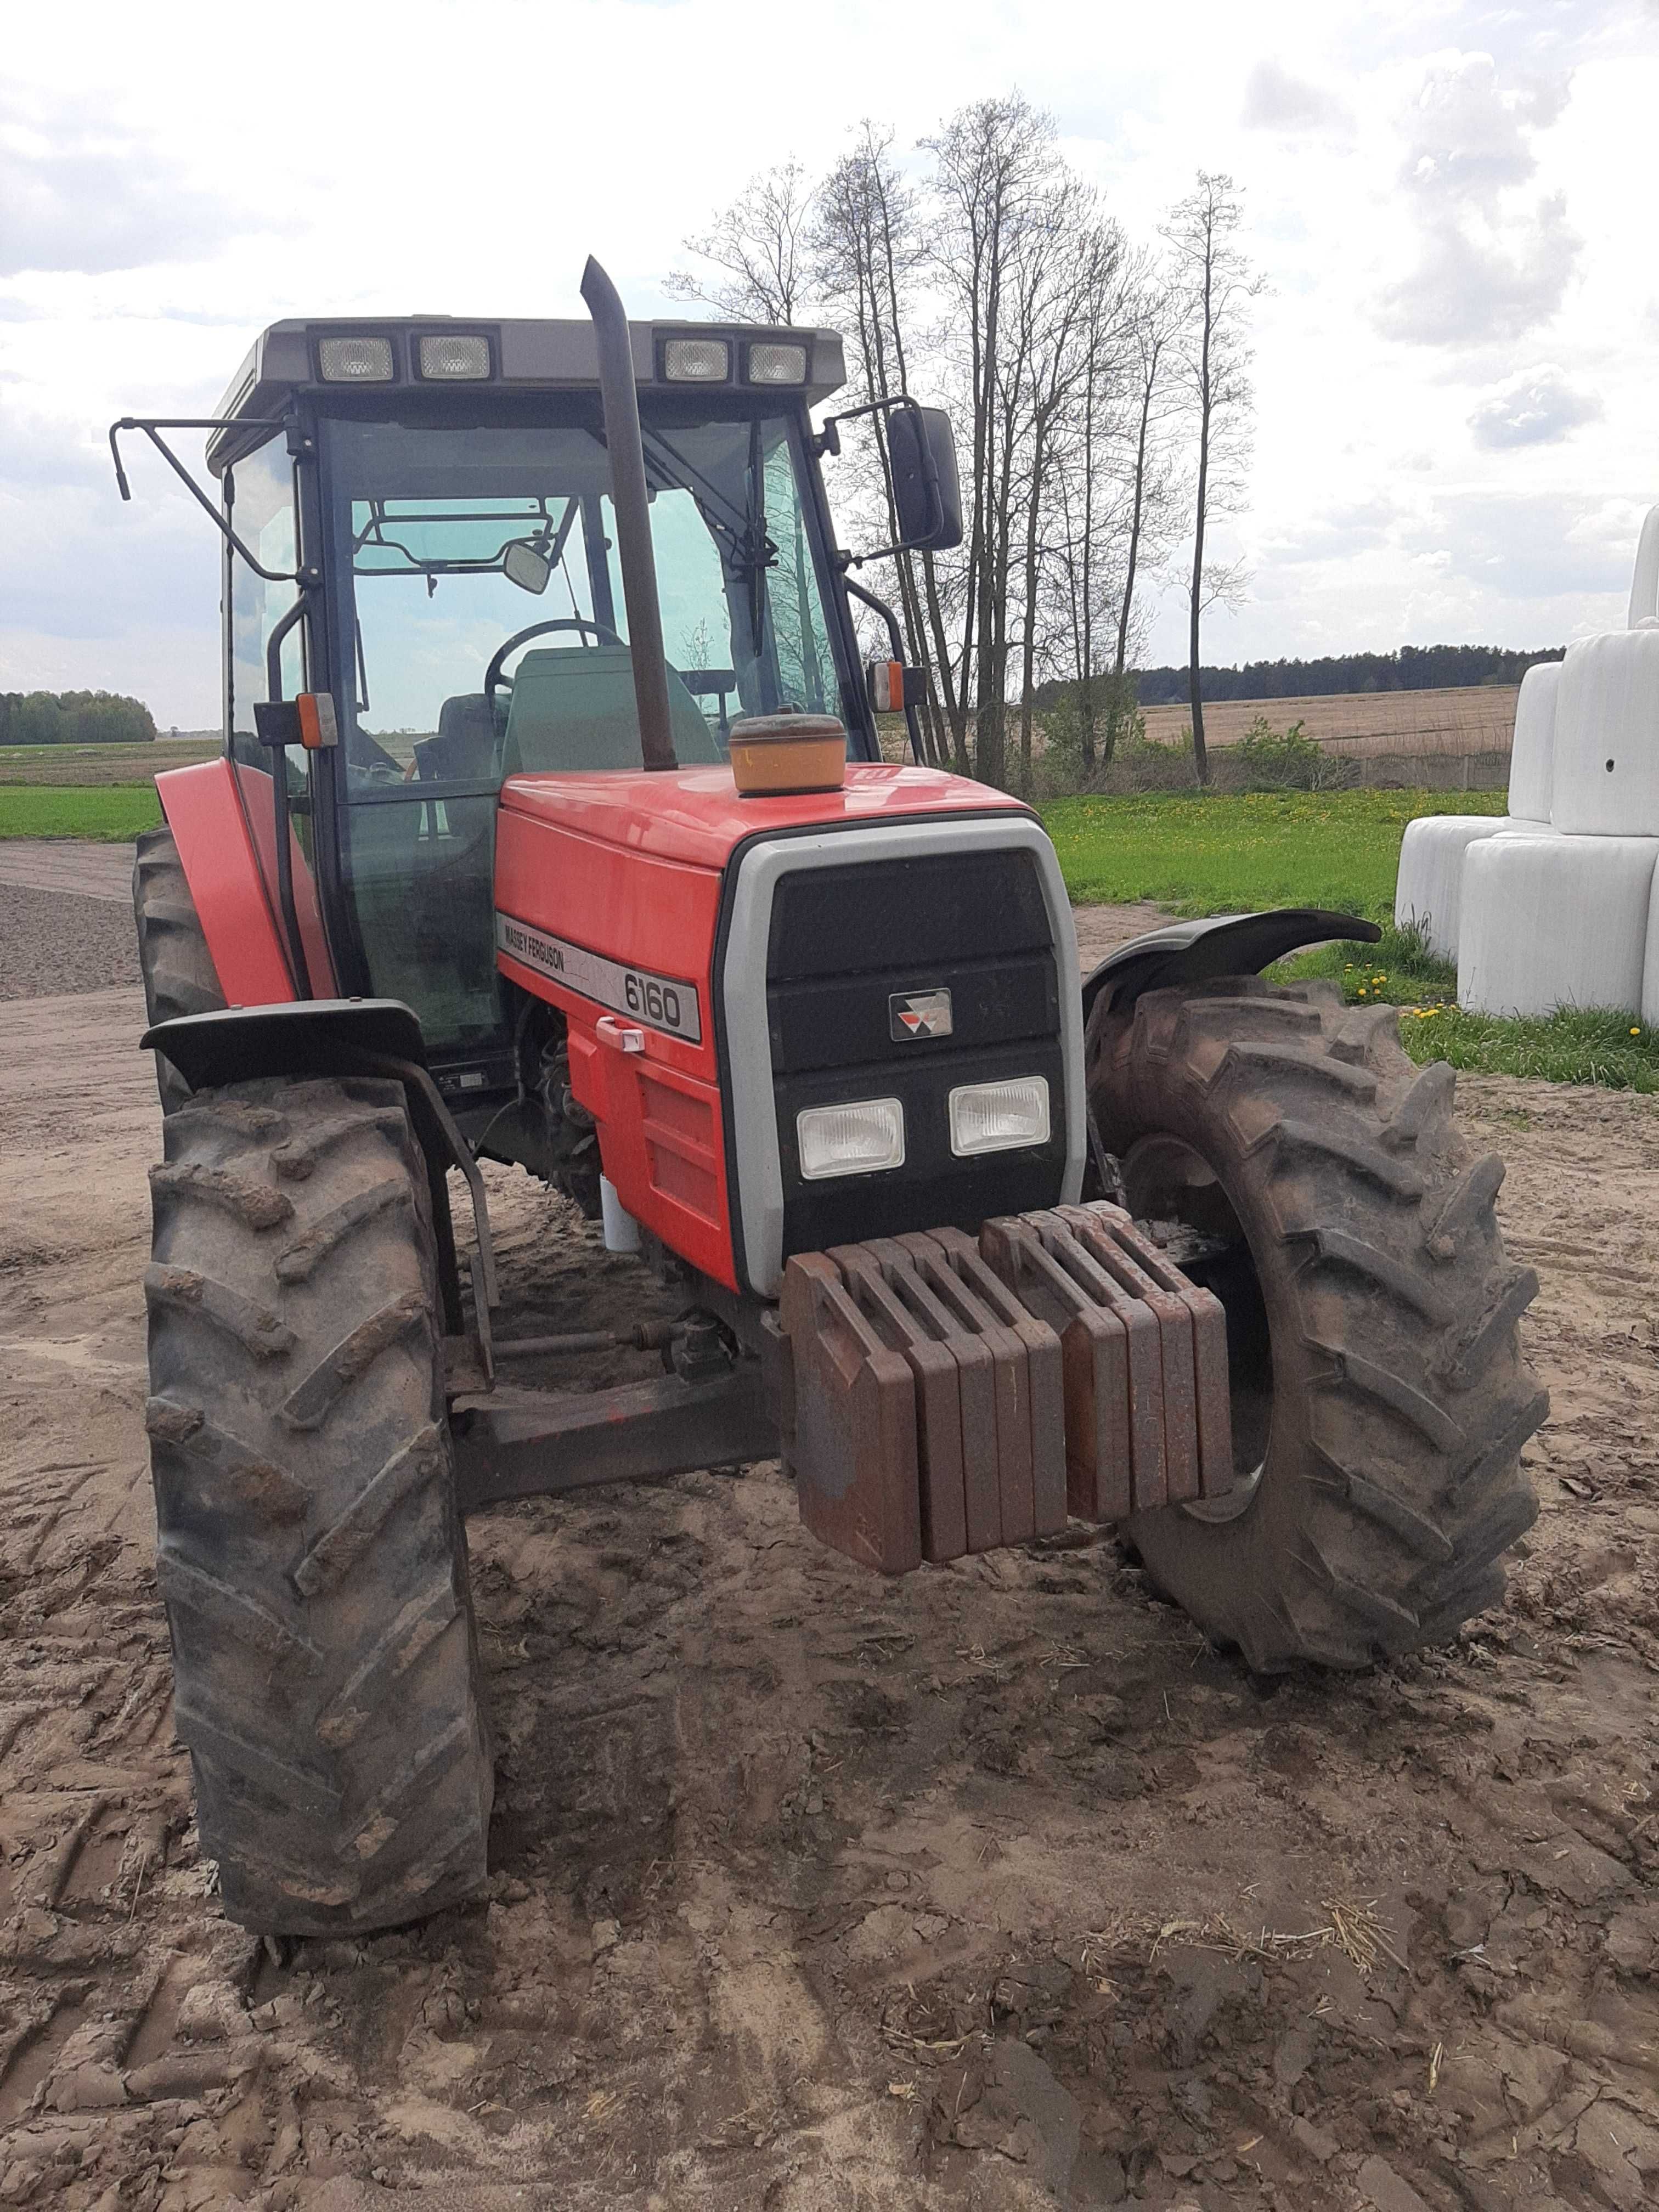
[1,0,1654,725]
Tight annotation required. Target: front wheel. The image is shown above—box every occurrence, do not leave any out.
[1087,975,1545,1671]
[145,1073,493,1933]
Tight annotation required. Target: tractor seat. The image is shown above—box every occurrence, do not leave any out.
[501,646,723,776]
[414,693,498,784]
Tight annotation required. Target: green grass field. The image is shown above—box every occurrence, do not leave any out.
[0,786,163,840]
[1276,924,1659,1092]
[1037,787,1507,918]
[1030,790,1656,1093]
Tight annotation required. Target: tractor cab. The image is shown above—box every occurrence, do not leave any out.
[196,311,897,1092]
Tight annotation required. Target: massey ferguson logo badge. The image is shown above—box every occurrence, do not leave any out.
[890,988,953,1041]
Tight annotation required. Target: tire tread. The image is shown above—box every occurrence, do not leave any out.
[1090,978,1545,1669]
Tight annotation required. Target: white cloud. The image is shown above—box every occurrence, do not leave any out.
[1375,52,1582,347]
[1469,364,1602,449]
[1241,60,1352,134]
[1259,498,1399,566]
[0,107,256,278]
[1403,491,1634,602]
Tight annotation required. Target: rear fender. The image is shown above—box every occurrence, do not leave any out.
[1080,907,1381,1026]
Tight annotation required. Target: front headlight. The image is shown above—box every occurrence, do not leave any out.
[948,1076,1050,1157]
[797,1098,905,1180]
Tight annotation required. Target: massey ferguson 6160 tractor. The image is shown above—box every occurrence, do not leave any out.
[119,259,1545,1937]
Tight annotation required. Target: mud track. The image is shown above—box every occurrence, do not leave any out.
[0,939,1655,2209]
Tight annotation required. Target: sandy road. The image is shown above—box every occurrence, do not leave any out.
[0,908,1655,2208]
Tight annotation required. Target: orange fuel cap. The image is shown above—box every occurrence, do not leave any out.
[727,712,847,796]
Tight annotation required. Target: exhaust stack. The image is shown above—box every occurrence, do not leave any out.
[579,257,678,773]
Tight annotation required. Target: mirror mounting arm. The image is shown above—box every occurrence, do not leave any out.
[844,575,924,764]
[811,392,916,457]
[108,415,316,585]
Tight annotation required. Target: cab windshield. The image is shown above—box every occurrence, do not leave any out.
[324,409,840,786]
[312,405,844,1059]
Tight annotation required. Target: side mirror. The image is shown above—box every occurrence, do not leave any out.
[503,540,552,595]
[886,404,962,554]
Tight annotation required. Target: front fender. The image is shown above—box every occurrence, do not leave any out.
[1079,908,1381,1025]
[140,999,497,1335]
[140,999,427,1093]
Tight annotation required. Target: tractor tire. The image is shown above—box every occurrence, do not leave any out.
[1087,974,1545,1672]
[133,824,225,1116]
[144,1073,493,1935]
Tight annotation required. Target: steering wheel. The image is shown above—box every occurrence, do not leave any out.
[484,617,625,722]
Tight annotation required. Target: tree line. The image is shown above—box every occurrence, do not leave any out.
[0,690,157,747]
[669,99,1262,789]
[1049,643,1566,710]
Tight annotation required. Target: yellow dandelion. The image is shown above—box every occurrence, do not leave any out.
[1632,1026,1641,1037]
[1358,987,1367,997]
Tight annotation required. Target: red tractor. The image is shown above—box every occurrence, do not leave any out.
[119,261,1544,1936]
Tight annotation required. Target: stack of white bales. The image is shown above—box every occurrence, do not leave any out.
[1393,506,1659,1020]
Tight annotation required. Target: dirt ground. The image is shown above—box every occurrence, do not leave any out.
[0,843,140,1002]
[0,868,1655,2211]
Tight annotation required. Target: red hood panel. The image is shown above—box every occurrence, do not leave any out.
[496,761,1028,871]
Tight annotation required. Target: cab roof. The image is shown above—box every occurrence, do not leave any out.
[209,315,847,471]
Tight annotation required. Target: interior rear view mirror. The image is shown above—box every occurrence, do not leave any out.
[504,540,552,595]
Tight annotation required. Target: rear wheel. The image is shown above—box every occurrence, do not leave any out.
[1087,975,1545,1671]
[133,825,225,1115]
[145,1073,493,1934]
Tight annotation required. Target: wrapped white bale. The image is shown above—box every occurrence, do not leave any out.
[1628,504,1659,629]
[1506,659,1560,823]
[1395,814,1519,961]
[1551,629,1659,836]
[1642,856,1659,1025]
[1459,832,1659,1016]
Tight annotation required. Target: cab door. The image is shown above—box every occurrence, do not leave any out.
[223,430,334,993]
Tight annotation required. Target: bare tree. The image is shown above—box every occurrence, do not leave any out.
[923,93,1062,789]
[1045,223,1143,776]
[1163,173,1264,785]
[666,161,816,324]
[813,125,953,765]
[1105,259,1183,763]
[1011,178,1102,793]
[663,129,1269,803]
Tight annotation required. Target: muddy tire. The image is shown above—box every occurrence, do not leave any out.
[1087,975,1545,1671]
[133,824,226,1116]
[144,1073,493,1934]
